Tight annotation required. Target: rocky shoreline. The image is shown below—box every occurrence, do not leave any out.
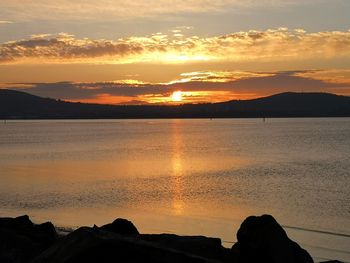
[0,214,342,263]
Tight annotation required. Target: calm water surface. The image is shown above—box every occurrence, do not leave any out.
[0,118,349,262]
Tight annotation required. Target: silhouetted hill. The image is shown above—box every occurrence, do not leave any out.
[1,89,350,119]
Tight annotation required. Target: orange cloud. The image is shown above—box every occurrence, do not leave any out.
[294,69,350,84]
[169,71,274,84]
[1,28,350,64]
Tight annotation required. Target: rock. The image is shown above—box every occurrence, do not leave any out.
[319,261,343,263]
[140,234,233,262]
[99,218,139,236]
[231,214,313,263]
[0,215,324,263]
[32,227,220,263]
[0,215,57,263]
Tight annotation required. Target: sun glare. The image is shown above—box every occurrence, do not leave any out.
[171,91,183,102]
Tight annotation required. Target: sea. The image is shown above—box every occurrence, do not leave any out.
[0,118,349,262]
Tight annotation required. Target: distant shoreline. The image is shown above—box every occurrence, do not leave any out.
[1,90,350,119]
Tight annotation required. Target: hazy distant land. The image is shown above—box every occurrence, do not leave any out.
[1,89,350,119]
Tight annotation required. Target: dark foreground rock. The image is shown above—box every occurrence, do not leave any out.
[32,227,221,263]
[140,234,232,262]
[0,215,57,263]
[99,218,139,236]
[231,214,313,263]
[0,214,340,263]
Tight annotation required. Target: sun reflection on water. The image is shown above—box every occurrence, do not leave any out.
[171,120,185,215]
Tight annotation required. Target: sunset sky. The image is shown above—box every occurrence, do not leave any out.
[1,0,350,104]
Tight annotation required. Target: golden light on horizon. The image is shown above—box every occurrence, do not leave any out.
[171,91,183,102]
[64,89,260,105]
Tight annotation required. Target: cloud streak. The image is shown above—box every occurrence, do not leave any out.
[2,70,349,104]
[0,20,13,24]
[1,28,350,64]
[0,1,323,22]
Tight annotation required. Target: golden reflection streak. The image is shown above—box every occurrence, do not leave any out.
[171,120,185,215]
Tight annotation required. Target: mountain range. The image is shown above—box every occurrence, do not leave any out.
[1,89,350,119]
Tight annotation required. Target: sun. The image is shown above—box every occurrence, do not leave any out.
[171,91,183,102]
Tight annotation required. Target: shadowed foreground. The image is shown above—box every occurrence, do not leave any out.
[0,214,342,263]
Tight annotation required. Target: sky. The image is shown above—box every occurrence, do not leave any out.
[0,0,350,104]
